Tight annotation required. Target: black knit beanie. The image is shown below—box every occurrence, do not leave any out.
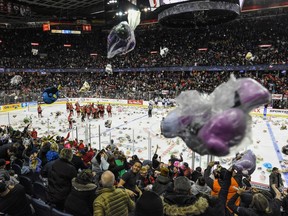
[135,191,164,216]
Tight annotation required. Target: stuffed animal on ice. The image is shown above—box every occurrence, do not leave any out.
[105,120,112,128]
[282,145,288,155]
[232,150,256,176]
[160,47,169,57]
[42,86,60,104]
[79,81,90,93]
[161,75,271,157]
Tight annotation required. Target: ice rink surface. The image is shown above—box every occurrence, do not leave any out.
[0,103,287,187]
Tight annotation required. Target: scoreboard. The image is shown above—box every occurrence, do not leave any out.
[42,23,92,35]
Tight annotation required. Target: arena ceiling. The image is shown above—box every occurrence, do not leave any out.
[0,0,288,27]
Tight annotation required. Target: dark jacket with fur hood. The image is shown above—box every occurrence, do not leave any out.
[163,192,230,216]
[163,169,233,216]
[64,178,97,216]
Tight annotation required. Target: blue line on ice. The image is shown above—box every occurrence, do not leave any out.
[266,121,288,185]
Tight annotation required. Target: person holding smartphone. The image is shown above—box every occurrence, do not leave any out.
[204,161,243,212]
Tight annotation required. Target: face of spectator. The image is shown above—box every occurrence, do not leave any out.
[132,162,142,174]
[30,152,38,160]
[140,171,147,177]
[273,168,279,174]
[173,166,178,173]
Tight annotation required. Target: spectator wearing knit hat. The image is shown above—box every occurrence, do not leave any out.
[191,166,203,183]
[135,191,163,216]
[47,148,77,210]
[65,169,97,216]
[152,167,172,196]
[191,176,211,196]
[0,181,32,216]
[163,169,232,216]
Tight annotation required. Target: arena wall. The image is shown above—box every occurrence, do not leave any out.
[0,98,287,118]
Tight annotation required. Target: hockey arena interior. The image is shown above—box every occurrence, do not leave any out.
[0,0,288,215]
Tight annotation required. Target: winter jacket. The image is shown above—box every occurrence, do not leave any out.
[191,181,211,196]
[152,175,171,196]
[71,155,88,171]
[282,195,288,214]
[93,187,135,216]
[227,193,282,216]
[64,178,97,216]
[47,158,77,203]
[0,184,32,216]
[46,150,59,162]
[39,143,51,165]
[91,155,109,182]
[41,160,56,178]
[205,166,241,211]
[163,192,228,216]
[163,169,232,216]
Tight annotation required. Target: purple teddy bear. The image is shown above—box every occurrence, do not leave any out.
[161,76,270,156]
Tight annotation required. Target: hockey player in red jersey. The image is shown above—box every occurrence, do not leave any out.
[75,103,81,118]
[68,112,73,129]
[66,101,70,113]
[37,104,43,118]
[107,104,112,117]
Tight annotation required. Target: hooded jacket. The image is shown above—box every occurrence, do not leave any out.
[64,178,97,216]
[163,168,233,216]
[163,192,227,216]
[191,181,211,196]
[152,175,171,196]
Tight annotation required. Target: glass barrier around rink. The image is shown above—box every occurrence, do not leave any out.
[67,121,209,170]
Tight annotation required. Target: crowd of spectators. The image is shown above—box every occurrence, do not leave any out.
[0,13,287,108]
[0,14,287,69]
[0,124,287,216]
[0,70,287,108]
